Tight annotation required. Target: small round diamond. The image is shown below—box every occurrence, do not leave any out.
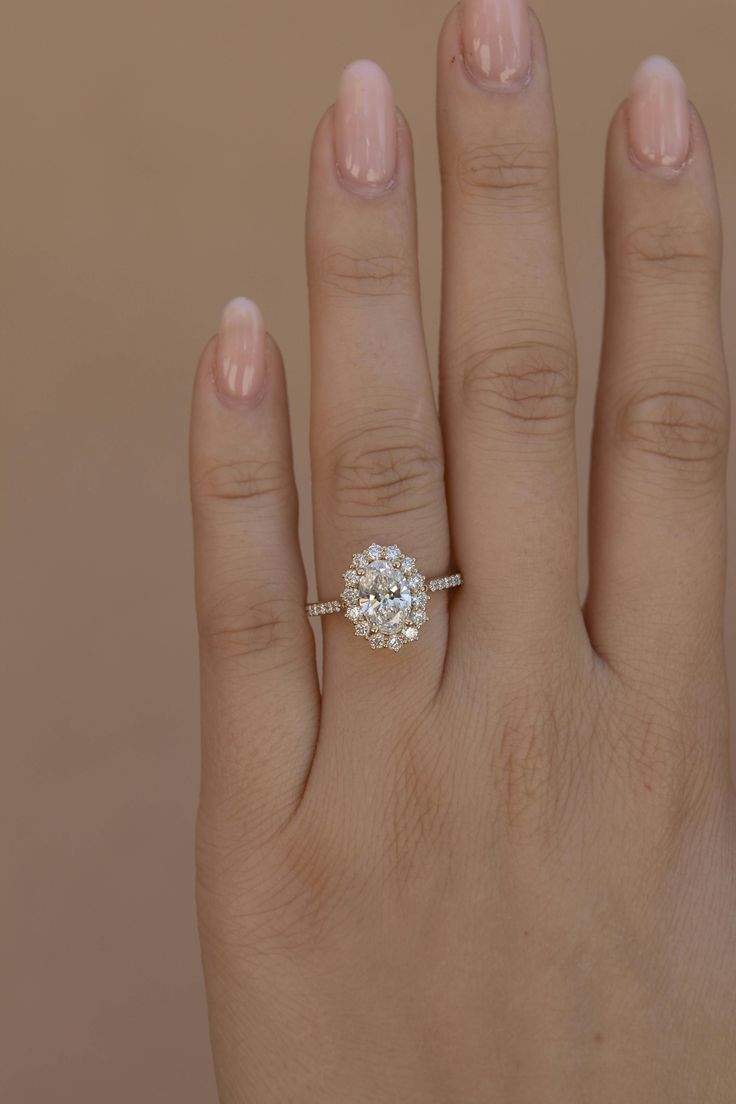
[402,557,416,573]
[367,543,383,558]
[388,636,403,651]
[385,545,401,561]
[346,605,361,622]
[369,634,386,649]
[412,610,428,627]
[403,626,419,642]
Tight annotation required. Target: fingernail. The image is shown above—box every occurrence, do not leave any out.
[335,60,397,192]
[216,298,266,400]
[461,0,531,88]
[628,56,690,171]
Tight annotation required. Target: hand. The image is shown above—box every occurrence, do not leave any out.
[189,1,734,1099]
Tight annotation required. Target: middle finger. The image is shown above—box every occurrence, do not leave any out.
[438,0,580,643]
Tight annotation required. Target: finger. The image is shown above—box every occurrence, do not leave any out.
[307,62,450,688]
[586,58,729,675]
[437,1,581,639]
[190,299,319,844]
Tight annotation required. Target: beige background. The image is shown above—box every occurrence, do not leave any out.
[2,0,734,1099]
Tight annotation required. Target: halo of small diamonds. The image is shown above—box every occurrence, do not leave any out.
[341,544,430,651]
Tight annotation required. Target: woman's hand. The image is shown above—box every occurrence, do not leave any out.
[189,1,734,1099]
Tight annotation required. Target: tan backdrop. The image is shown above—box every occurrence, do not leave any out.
[2,0,734,1099]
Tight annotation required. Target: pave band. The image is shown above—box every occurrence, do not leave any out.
[304,543,462,653]
[305,600,344,617]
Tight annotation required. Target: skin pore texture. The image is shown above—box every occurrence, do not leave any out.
[189,0,734,1100]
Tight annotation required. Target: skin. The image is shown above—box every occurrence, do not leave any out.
[189,7,734,1102]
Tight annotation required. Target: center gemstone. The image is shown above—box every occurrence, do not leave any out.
[358,559,412,636]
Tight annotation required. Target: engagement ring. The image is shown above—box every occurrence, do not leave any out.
[306,543,462,651]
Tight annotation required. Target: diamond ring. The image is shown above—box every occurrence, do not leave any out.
[305,543,463,651]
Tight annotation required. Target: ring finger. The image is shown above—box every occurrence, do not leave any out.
[307,61,451,700]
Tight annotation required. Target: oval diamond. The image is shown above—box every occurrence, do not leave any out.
[358,559,412,636]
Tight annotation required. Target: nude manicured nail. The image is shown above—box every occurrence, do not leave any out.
[335,60,396,191]
[216,298,266,400]
[461,0,531,88]
[628,56,690,171]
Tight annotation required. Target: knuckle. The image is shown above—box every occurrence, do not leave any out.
[602,694,721,836]
[317,244,414,300]
[193,457,293,510]
[618,216,720,285]
[387,734,456,882]
[453,141,556,213]
[489,689,576,838]
[196,820,327,958]
[457,333,576,434]
[617,386,729,476]
[200,594,304,664]
[496,716,552,824]
[198,808,368,958]
[324,423,444,519]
